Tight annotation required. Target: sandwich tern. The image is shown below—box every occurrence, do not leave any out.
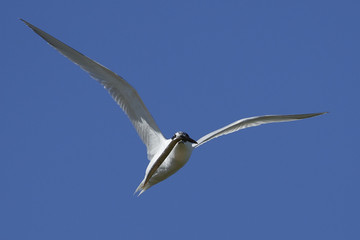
[21,19,326,195]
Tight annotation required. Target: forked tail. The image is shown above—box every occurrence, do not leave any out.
[134,180,150,196]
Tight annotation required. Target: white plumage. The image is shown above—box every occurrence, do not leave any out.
[22,19,326,195]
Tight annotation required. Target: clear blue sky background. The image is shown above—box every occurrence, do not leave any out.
[1,1,359,239]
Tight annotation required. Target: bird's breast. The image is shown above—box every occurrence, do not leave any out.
[168,141,194,165]
[147,141,194,185]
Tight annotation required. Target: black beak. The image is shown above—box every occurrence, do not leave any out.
[185,136,197,144]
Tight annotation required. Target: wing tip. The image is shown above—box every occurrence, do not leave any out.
[308,112,329,118]
[20,18,31,27]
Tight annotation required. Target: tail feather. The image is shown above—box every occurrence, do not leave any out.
[134,180,150,196]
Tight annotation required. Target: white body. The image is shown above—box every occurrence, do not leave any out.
[137,141,194,194]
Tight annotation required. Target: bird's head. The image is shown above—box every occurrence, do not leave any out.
[171,131,197,144]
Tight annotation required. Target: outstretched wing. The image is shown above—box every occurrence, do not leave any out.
[196,112,327,147]
[22,19,165,160]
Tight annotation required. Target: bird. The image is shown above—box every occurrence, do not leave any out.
[21,19,327,195]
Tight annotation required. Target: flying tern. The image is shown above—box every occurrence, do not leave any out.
[22,19,326,195]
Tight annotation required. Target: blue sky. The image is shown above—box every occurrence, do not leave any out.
[1,0,359,239]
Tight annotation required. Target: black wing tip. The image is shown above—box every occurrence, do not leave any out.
[315,112,329,116]
[300,112,328,119]
[20,18,29,25]
[20,18,36,31]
